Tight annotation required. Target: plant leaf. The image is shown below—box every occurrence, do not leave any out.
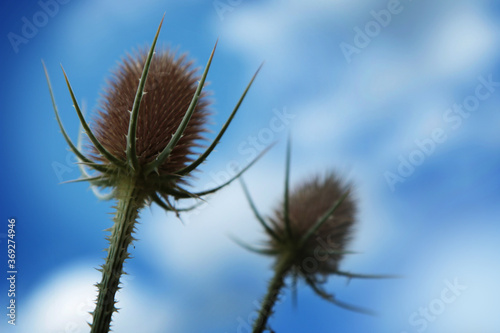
[126,14,165,171]
[228,234,279,256]
[175,63,263,176]
[283,133,293,239]
[61,66,124,167]
[304,275,375,315]
[192,143,274,196]
[144,40,217,175]
[42,60,107,173]
[240,177,281,242]
[334,270,402,280]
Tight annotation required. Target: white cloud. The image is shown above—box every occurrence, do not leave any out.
[20,263,171,332]
[381,220,500,333]
[140,160,284,275]
[215,0,367,86]
[424,4,498,79]
[219,1,498,121]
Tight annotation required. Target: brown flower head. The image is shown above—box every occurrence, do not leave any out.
[269,172,355,276]
[92,48,210,177]
[239,141,394,315]
[43,18,262,211]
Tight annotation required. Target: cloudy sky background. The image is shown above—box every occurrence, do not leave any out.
[1,0,500,332]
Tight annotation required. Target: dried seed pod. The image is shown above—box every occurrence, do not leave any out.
[92,48,210,178]
[269,172,355,276]
[239,141,396,333]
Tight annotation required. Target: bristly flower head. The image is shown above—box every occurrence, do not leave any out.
[43,17,263,212]
[239,139,395,314]
[269,172,355,276]
[92,48,210,178]
[43,16,266,333]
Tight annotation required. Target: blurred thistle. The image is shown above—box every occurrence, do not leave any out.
[238,138,396,333]
[43,16,263,333]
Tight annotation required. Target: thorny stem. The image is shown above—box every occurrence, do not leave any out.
[90,178,145,333]
[252,257,293,333]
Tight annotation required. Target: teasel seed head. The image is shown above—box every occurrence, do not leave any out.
[43,17,265,212]
[269,172,356,276]
[238,138,398,314]
[91,47,211,182]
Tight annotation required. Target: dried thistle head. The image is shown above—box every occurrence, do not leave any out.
[91,47,211,186]
[239,140,394,314]
[269,172,355,276]
[43,17,263,212]
[92,48,210,175]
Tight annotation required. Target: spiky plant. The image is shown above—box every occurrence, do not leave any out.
[238,139,396,333]
[43,16,263,333]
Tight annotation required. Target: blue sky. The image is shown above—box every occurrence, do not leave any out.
[1,0,500,332]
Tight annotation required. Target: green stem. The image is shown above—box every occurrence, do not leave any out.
[252,258,293,333]
[90,178,145,333]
